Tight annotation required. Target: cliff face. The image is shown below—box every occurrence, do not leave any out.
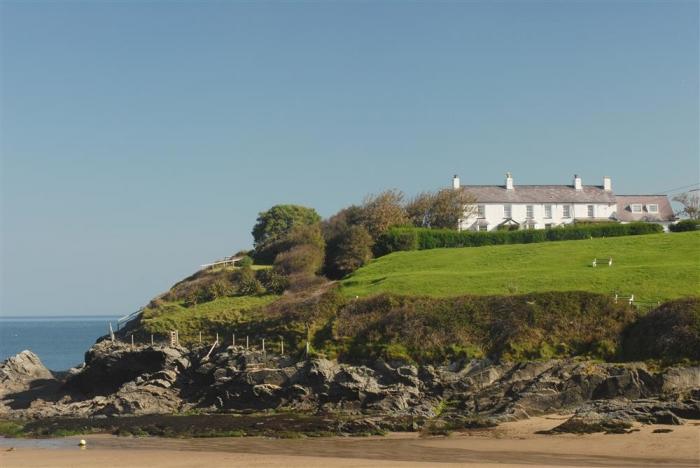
[1,342,698,434]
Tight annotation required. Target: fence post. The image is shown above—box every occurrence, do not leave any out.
[246,336,249,350]
[280,337,284,355]
[232,333,235,347]
[151,334,154,346]
[306,340,310,358]
[215,332,219,344]
[262,338,265,354]
[199,331,202,344]
[131,334,134,348]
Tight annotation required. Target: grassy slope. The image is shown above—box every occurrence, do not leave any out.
[341,232,700,302]
[140,295,279,340]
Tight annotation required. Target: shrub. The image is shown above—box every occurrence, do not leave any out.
[620,298,700,362]
[375,222,663,255]
[670,220,700,232]
[274,244,324,276]
[237,256,254,268]
[235,267,264,296]
[256,269,289,294]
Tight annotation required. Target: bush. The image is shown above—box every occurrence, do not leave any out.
[670,220,700,232]
[237,256,253,268]
[620,298,700,362]
[256,269,289,294]
[273,244,324,276]
[235,267,264,295]
[375,222,663,254]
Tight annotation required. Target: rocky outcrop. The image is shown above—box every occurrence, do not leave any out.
[0,350,54,396]
[1,344,699,433]
[65,341,187,396]
[545,397,700,433]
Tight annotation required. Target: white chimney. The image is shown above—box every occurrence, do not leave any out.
[573,174,582,190]
[505,172,514,190]
[603,176,612,192]
[452,174,460,190]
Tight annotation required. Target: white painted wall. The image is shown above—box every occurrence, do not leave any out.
[459,203,617,231]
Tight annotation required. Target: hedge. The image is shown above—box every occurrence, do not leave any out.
[669,219,700,232]
[375,222,663,255]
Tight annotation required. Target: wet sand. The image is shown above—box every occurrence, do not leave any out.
[1,416,699,467]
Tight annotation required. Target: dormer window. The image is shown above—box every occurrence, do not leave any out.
[631,204,643,213]
[647,204,659,213]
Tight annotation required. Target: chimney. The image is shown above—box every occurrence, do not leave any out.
[452,174,460,190]
[573,174,582,191]
[505,172,514,190]
[603,176,612,192]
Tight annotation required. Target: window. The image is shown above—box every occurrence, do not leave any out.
[587,205,595,218]
[477,205,485,218]
[544,204,552,219]
[631,204,643,213]
[562,205,571,218]
[526,205,534,219]
[478,224,488,232]
[545,223,553,229]
[647,204,659,213]
[504,204,512,218]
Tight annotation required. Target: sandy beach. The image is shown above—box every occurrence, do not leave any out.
[1,416,699,468]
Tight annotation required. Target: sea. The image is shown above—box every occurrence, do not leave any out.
[0,316,120,371]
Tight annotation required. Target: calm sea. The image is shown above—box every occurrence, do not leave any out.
[0,316,120,371]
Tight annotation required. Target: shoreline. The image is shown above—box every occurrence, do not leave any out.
[2,416,699,468]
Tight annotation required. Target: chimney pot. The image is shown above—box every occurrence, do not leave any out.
[452,175,460,190]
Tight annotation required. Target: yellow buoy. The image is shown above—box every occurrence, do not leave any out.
[78,439,86,447]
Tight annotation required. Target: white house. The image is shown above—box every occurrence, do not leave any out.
[455,173,620,231]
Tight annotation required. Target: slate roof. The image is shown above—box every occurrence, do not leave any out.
[460,185,616,203]
[614,195,676,222]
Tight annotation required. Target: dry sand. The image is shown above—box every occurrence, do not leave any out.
[1,416,699,467]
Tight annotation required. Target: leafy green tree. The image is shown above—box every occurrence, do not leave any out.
[252,205,321,247]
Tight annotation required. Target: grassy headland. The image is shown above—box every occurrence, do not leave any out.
[341,231,700,302]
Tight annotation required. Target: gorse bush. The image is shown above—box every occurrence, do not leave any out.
[375,222,663,255]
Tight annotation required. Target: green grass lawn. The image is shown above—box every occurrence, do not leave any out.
[140,295,279,340]
[341,231,700,303]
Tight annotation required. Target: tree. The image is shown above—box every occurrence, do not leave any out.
[252,205,321,247]
[405,192,435,228]
[405,188,477,229]
[332,225,374,277]
[673,191,700,220]
[358,189,409,239]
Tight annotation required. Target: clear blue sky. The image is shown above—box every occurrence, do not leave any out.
[1,1,698,316]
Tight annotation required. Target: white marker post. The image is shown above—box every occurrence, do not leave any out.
[246,336,249,350]
[280,337,284,355]
[232,333,235,347]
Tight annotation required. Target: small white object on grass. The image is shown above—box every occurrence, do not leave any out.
[78,439,86,447]
[592,258,597,268]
